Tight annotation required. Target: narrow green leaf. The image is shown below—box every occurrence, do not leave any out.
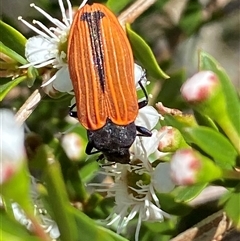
[0,75,27,101]
[157,69,186,108]
[183,126,237,169]
[0,212,41,241]
[199,51,240,137]
[40,146,78,241]
[221,190,240,229]
[98,226,129,241]
[0,21,26,57]
[193,110,218,131]
[163,114,197,134]
[50,138,88,202]
[107,0,133,13]
[126,25,169,80]
[71,206,122,241]
[156,193,193,216]
[174,183,207,203]
[144,219,176,234]
[0,42,27,64]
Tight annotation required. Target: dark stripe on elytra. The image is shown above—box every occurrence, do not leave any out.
[81,11,105,92]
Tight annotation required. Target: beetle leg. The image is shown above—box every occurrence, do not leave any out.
[137,71,149,109]
[136,125,152,137]
[85,141,100,155]
[69,103,78,118]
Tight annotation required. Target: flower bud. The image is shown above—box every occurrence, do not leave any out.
[181,71,219,103]
[61,133,85,161]
[170,149,222,185]
[158,126,188,152]
[180,71,226,120]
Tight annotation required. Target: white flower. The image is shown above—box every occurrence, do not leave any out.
[0,109,26,184]
[12,176,60,240]
[89,124,175,241]
[18,0,88,92]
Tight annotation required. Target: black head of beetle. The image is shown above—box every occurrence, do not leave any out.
[86,119,136,164]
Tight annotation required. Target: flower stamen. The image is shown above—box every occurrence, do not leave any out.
[18,17,51,39]
[32,20,59,40]
[30,3,66,30]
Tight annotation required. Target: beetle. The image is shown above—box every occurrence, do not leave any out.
[67,3,151,164]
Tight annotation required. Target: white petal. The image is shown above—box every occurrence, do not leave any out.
[152,162,175,193]
[134,64,147,90]
[0,109,25,167]
[142,202,169,221]
[25,36,55,63]
[140,130,162,157]
[53,66,73,92]
[135,106,159,130]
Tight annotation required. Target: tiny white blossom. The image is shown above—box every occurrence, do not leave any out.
[18,0,88,92]
[0,109,26,184]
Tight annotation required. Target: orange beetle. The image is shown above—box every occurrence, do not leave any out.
[68,3,151,164]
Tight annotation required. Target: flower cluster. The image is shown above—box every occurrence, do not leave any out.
[89,108,175,240]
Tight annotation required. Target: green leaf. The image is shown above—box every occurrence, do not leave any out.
[0,42,27,64]
[40,145,78,241]
[179,0,202,35]
[193,110,218,131]
[98,226,128,241]
[0,212,42,241]
[0,21,26,57]
[49,138,88,202]
[157,69,186,108]
[1,162,32,213]
[163,114,197,132]
[157,193,193,216]
[199,51,240,137]
[144,219,176,234]
[0,75,28,101]
[71,206,124,241]
[107,0,133,13]
[126,25,169,80]
[79,160,99,182]
[182,126,238,169]
[174,183,207,203]
[221,190,240,229]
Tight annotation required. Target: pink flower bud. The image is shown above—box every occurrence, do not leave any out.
[181,71,219,103]
[170,148,223,186]
[170,149,201,185]
[158,126,186,152]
